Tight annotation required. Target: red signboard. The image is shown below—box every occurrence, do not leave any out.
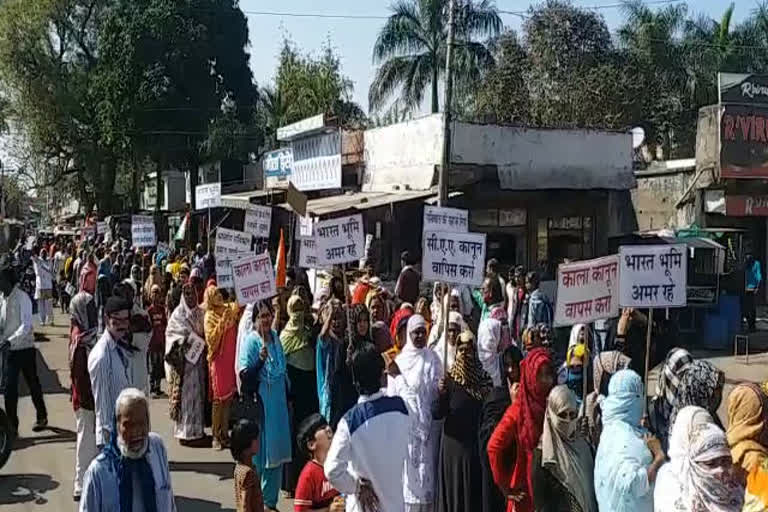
[725,195,768,216]
[721,104,768,178]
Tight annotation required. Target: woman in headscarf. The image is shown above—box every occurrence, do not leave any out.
[431,311,465,373]
[388,307,414,353]
[479,345,523,512]
[648,348,693,450]
[280,294,318,494]
[366,289,391,325]
[666,360,724,438]
[654,406,744,512]
[346,303,373,355]
[532,385,597,512]
[203,286,239,449]
[557,324,591,404]
[164,282,207,446]
[388,314,442,512]
[434,330,492,512]
[727,383,768,511]
[487,347,555,512]
[316,299,356,427]
[583,350,632,448]
[69,285,99,499]
[143,264,163,307]
[594,369,665,512]
[238,300,292,512]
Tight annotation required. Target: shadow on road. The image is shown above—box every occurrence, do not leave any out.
[13,426,76,451]
[175,496,235,512]
[0,473,59,505]
[170,461,234,481]
[15,349,68,396]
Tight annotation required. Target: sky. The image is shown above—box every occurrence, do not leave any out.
[242,0,753,112]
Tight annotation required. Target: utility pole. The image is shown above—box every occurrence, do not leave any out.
[438,0,456,207]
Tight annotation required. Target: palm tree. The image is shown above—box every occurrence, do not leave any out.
[370,0,502,114]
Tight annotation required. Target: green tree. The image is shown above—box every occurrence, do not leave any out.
[261,38,366,151]
[370,0,501,114]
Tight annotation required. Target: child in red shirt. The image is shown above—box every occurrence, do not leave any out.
[294,414,344,512]
[147,284,167,397]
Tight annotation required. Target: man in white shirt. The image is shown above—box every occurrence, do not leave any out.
[0,264,48,434]
[325,346,410,512]
[80,387,176,512]
[88,296,135,448]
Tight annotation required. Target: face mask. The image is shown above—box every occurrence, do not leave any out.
[566,367,583,383]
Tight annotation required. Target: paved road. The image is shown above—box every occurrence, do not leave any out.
[0,311,291,512]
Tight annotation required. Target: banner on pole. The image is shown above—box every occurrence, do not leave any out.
[314,214,365,266]
[554,255,619,326]
[195,183,221,210]
[298,238,318,268]
[423,206,469,233]
[232,253,277,305]
[131,215,156,247]
[244,205,272,239]
[296,216,314,240]
[422,231,486,286]
[619,244,688,308]
[215,227,252,257]
[214,227,253,288]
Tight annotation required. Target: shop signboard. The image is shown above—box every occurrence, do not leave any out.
[725,194,768,216]
[719,73,768,105]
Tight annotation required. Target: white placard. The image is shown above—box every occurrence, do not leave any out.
[96,221,108,235]
[554,255,619,326]
[215,228,252,288]
[131,215,156,247]
[185,333,206,365]
[422,231,486,286]
[297,216,314,240]
[216,258,234,288]
[314,214,365,266]
[215,227,252,257]
[298,238,318,268]
[195,182,221,210]
[232,253,277,305]
[423,206,469,233]
[244,205,272,239]
[619,244,687,308]
[24,235,35,250]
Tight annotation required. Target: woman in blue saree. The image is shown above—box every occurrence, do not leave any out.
[594,369,665,512]
[238,300,292,512]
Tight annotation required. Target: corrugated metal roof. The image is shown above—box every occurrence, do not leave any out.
[279,189,436,217]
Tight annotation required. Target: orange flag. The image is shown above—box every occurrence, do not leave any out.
[275,228,286,287]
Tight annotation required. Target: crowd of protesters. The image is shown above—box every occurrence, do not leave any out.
[4,234,768,512]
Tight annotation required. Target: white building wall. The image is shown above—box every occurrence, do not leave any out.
[362,115,443,192]
[362,114,635,191]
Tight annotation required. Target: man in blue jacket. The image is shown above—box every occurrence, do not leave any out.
[745,254,762,331]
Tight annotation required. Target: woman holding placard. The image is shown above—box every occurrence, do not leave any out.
[164,282,207,446]
[204,286,239,450]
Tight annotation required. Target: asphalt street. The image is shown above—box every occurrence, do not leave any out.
[0,311,281,512]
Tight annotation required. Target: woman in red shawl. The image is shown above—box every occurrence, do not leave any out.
[487,347,555,512]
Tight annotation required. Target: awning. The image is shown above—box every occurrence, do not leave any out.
[221,189,285,203]
[278,190,437,217]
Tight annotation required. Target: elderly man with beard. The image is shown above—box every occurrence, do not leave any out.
[80,387,176,512]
